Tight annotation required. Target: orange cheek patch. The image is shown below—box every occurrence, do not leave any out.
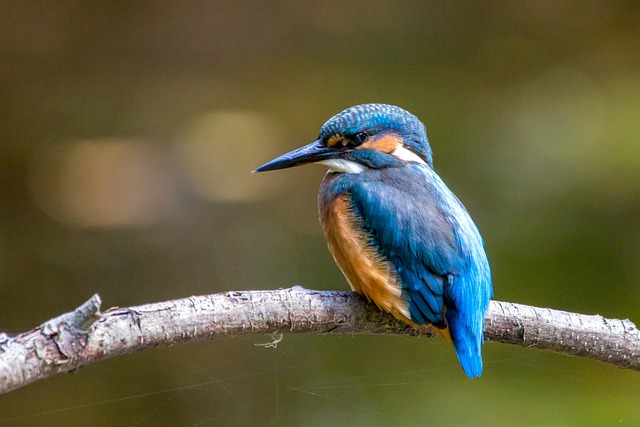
[326,134,344,148]
[360,134,402,153]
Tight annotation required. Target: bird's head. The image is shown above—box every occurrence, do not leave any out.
[254,104,433,174]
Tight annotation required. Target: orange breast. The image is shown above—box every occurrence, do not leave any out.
[320,193,411,323]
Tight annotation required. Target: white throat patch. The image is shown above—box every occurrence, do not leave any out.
[392,146,427,165]
[318,146,425,173]
[318,159,365,174]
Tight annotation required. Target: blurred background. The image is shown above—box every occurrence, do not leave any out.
[1,1,639,425]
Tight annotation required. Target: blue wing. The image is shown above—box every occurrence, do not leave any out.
[348,164,492,377]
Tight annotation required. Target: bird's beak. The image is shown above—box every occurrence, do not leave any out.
[253,139,337,172]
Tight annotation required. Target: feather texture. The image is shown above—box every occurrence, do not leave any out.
[255,103,492,378]
[319,163,492,378]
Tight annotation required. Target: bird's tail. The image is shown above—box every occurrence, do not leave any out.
[445,307,483,378]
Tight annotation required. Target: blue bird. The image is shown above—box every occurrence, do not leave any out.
[254,104,493,378]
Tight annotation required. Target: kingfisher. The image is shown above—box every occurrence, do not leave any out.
[254,104,492,378]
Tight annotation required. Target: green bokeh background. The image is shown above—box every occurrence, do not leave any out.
[1,2,639,426]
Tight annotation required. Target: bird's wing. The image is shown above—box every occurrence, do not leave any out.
[348,169,466,326]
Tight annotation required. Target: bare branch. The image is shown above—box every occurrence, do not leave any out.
[1,287,638,394]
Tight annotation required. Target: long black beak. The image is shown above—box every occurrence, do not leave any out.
[253,139,338,172]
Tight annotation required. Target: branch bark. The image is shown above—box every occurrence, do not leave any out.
[1,287,638,394]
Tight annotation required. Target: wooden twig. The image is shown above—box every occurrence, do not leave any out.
[0,287,638,394]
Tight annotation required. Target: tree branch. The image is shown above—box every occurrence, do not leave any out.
[1,287,638,394]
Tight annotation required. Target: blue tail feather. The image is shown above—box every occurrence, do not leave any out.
[446,306,484,378]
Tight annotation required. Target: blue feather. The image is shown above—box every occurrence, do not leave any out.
[319,104,434,166]
[259,103,493,378]
[325,162,492,378]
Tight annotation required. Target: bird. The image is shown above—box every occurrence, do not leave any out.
[254,104,492,378]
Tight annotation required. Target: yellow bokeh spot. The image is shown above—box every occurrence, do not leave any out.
[29,138,176,227]
[174,111,286,202]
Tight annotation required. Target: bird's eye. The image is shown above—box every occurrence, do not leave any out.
[351,132,368,146]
